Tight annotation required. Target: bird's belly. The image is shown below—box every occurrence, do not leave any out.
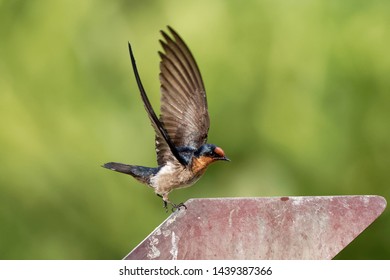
[150,163,203,194]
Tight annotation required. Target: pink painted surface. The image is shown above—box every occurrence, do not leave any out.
[125,196,386,260]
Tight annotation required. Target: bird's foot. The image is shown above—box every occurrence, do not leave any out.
[171,202,187,212]
[157,194,186,212]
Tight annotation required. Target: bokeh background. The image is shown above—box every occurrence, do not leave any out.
[1,0,389,259]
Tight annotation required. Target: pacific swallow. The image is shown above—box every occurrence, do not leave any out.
[103,26,229,211]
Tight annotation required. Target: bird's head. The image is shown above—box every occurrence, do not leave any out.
[195,144,230,162]
[191,144,230,174]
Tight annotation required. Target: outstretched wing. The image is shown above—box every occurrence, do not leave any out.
[156,26,210,165]
[128,43,186,166]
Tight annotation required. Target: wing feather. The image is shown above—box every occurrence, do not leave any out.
[154,27,210,165]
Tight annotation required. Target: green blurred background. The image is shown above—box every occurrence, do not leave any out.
[1,0,389,259]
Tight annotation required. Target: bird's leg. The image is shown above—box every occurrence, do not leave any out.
[157,194,169,212]
[161,193,187,212]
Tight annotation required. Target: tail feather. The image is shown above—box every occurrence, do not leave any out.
[102,162,160,185]
[103,162,133,174]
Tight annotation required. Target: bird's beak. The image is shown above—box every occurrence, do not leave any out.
[213,147,230,162]
[219,156,230,162]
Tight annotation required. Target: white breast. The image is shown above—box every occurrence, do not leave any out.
[150,162,200,194]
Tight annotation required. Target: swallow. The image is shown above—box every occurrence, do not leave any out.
[103,26,229,211]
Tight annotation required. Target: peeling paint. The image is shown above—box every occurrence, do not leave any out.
[228,209,235,227]
[291,196,322,206]
[147,236,160,259]
[166,214,178,227]
[362,196,370,207]
[291,197,305,206]
[170,231,179,260]
[126,196,386,260]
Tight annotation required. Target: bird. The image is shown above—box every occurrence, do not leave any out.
[103,26,229,211]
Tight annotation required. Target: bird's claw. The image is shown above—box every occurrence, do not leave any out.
[171,202,187,212]
[159,194,186,212]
